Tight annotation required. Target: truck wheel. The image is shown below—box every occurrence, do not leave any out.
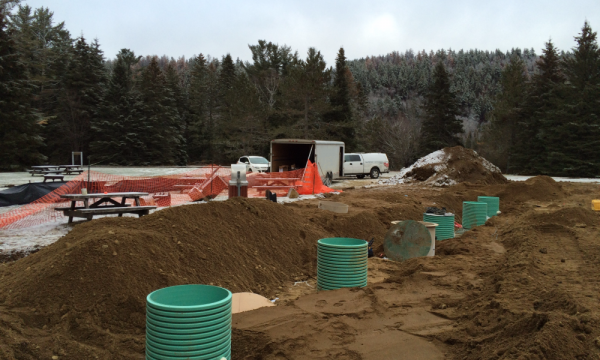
[369,168,380,179]
[356,175,365,179]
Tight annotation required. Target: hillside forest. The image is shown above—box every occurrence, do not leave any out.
[1,1,600,176]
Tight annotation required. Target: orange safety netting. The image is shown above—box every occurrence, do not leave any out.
[0,161,338,230]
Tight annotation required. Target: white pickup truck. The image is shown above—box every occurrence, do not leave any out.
[343,153,389,179]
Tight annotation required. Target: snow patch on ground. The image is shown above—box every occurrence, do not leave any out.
[0,194,328,254]
[476,151,502,174]
[0,222,72,254]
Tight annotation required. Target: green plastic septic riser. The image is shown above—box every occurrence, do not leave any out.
[462,201,488,230]
[317,238,368,291]
[422,214,454,240]
[477,196,500,217]
[146,284,232,360]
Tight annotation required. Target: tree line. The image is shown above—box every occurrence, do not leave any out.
[0,2,364,168]
[0,1,598,177]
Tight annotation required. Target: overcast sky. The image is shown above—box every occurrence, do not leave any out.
[20,0,600,65]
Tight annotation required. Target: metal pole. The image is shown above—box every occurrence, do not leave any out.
[301,145,314,182]
[88,156,91,191]
[312,155,316,195]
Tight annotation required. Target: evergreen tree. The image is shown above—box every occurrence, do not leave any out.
[0,8,45,169]
[420,60,464,155]
[512,40,564,173]
[188,54,220,162]
[216,54,237,147]
[244,40,296,131]
[217,69,264,163]
[164,62,187,164]
[46,36,105,163]
[280,47,331,138]
[90,48,145,164]
[327,47,356,148]
[543,22,600,176]
[138,57,186,165]
[481,56,528,172]
[187,54,208,162]
[9,5,71,125]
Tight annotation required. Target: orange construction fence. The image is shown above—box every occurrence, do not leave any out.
[0,161,338,230]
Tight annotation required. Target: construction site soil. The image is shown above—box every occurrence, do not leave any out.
[381,146,508,187]
[1,176,600,359]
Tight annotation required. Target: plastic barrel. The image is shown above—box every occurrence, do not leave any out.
[422,214,455,240]
[462,201,488,230]
[146,284,232,360]
[317,238,368,291]
[477,196,500,217]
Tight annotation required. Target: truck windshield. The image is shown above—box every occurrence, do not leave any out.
[249,156,269,164]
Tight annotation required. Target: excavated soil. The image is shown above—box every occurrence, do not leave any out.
[441,146,508,185]
[1,176,600,360]
[382,146,508,187]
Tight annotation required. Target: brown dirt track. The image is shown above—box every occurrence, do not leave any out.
[1,176,600,359]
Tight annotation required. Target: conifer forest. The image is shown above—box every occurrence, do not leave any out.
[1,1,599,177]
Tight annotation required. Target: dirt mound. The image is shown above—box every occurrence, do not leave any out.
[380,146,507,187]
[0,198,331,359]
[526,207,600,228]
[498,175,566,203]
[2,179,600,359]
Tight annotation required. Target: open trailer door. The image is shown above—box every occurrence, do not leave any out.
[270,139,345,184]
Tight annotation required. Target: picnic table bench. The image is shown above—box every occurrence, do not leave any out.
[57,192,156,223]
[44,175,64,183]
[42,169,65,174]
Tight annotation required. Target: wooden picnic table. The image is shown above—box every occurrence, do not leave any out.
[253,177,301,194]
[254,177,301,185]
[29,165,60,176]
[31,165,60,169]
[57,192,156,223]
[29,165,83,176]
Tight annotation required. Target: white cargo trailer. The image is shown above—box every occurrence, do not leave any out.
[270,139,345,186]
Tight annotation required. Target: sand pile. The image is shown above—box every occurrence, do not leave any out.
[1,179,599,359]
[0,198,332,359]
[497,175,566,203]
[380,146,507,186]
[438,203,600,360]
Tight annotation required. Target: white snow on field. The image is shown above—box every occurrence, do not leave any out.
[0,222,72,254]
[505,175,600,183]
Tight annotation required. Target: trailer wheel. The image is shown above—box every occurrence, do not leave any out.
[369,167,380,179]
[322,172,333,187]
[356,175,365,179]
